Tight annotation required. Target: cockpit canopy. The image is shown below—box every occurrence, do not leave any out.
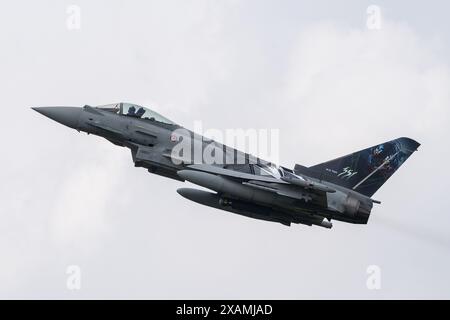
[224,163,284,179]
[96,102,176,125]
[252,164,283,179]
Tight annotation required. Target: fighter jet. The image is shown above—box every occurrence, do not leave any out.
[33,102,420,229]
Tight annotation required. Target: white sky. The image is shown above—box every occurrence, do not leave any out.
[1,0,450,298]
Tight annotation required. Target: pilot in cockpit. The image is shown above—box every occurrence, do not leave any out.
[127,105,136,116]
[136,107,146,118]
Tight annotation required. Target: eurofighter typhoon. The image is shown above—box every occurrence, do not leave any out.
[33,103,420,229]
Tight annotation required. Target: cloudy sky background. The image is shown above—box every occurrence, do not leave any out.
[1,0,450,298]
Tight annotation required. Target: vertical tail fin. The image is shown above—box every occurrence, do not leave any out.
[304,137,420,197]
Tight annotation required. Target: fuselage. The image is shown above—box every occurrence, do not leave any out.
[33,103,376,228]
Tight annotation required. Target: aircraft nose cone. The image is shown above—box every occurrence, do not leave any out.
[32,107,82,129]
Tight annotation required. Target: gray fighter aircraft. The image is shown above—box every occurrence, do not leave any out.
[33,102,420,229]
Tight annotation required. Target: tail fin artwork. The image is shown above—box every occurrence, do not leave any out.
[298,137,420,197]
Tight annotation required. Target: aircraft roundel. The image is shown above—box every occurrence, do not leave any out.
[170,133,178,142]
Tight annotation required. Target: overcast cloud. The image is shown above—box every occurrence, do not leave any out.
[1,0,450,299]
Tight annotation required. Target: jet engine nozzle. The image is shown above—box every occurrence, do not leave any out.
[343,196,361,217]
[342,195,372,223]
